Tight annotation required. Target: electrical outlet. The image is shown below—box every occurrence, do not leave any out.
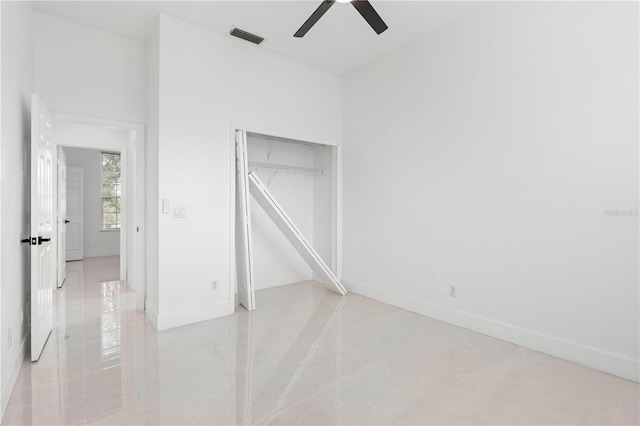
[211,281,218,292]
[8,328,12,349]
[173,206,186,218]
[20,308,24,325]
[449,285,457,297]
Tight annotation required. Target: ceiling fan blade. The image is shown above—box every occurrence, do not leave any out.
[294,0,336,38]
[351,0,388,35]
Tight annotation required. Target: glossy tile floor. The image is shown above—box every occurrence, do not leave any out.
[2,256,638,425]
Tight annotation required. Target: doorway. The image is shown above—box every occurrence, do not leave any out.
[59,147,123,267]
[52,113,146,311]
[234,129,343,311]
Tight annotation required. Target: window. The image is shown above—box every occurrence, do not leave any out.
[101,152,121,230]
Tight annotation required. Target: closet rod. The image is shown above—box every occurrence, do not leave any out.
[248,161,325,176]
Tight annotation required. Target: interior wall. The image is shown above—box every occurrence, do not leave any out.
[247,136,315,289]
[33,12,147,123]
[342,1,639,381]
[0,0,32,416]
[64,147,121,258]
[152,14,342,330]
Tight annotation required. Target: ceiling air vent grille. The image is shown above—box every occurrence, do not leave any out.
[230,27,264,45]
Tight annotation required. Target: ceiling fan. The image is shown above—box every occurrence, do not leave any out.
[294,0,388,38]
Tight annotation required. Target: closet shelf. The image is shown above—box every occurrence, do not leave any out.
[248,161,325,176]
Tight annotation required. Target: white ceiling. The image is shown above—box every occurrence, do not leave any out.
[33,1,485,75]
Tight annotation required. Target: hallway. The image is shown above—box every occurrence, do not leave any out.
[2,257,638,425]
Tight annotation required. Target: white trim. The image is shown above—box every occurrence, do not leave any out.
[335,144,343,278]
[229,127,238,313]
[343,278,640,383]
[229,122,340,148]
[1,336,27,417]
[0,4,3,417]
[146,300,159,330]
[156,302,233,331]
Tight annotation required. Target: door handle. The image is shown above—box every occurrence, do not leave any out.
[21,237,49,245]
[64,220,70,224]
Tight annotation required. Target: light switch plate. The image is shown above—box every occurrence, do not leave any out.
[162,199,171,214]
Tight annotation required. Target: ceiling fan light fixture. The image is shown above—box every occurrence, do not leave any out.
[294,0,387,37]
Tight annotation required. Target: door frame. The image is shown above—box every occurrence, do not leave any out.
[63,166,84,263]
[234,130,255,311]
[229,124,343,311]
[57,147,67,287]
[0,4,3,412]
[52,112,146,311]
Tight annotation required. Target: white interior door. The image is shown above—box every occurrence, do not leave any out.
[31,94,55,362]
[66,167,83,261]
[248,171,347,296]
[235,130,255,311]
[57,146,67,287]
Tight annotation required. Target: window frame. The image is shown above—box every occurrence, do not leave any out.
[100,151,122,232]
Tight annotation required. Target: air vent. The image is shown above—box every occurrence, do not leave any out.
[230,27,264,45]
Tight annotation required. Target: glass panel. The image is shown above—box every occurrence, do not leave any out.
[101,152,121,229]
[102,181,118,197]
[103,197,118,213]
[102,212,118,229]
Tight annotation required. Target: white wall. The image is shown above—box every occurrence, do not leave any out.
[342,2,639,381]
[33,12,146,123]
[64,147,121,258]
[0,1,32,416]
[150,15,342,330]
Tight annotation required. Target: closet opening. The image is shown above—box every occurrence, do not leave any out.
[234,130,343,311]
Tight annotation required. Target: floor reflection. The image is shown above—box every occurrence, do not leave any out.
[2,256,638,425]
[100,281,122,362]
[236,293,348,425]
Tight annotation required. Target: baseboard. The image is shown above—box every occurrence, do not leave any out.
[83,248,120,258]
[156,301,233,331]
[145,300,159,329]
[254,270,313,291]
[343,278,639,383]
[1,336,28,419]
